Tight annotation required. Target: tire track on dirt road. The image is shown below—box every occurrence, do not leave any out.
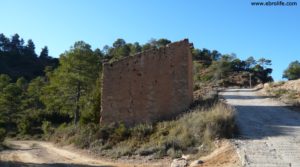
[0,140,130,167]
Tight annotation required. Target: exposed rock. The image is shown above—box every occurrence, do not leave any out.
[170,158,188,167]
[181,154,190,160]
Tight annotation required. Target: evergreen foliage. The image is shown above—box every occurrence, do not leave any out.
[0,34,273,149]
[0,33,58,80]
[283,60,300,80]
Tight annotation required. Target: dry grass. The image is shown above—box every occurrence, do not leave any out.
[49,102,236,160]
[264,83,300,107]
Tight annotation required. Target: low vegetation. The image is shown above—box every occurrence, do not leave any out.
[47,102,235,159]
[0,128,5,146]
[270,59,300,108]
[0,125,5,149]
[263,81,300,107]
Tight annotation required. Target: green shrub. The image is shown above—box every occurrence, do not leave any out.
[167,148,182,158]
[0,128,6,143]
[112,123,129,142]
[73,123,99,148]
[286,90,298,100]
[272,89,288,97]
[130,124,153,140]
[42,121,54,137]
[108,141,135,158]
[96,124,115,142]
[136,145,163,156]
[277,81,286,86]
[18,118,31,135]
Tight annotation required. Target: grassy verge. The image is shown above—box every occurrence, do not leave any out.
[47,101,236,160]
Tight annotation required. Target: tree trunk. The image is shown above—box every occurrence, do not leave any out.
[74,83,81,126]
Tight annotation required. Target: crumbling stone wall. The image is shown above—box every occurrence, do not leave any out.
[100,39,193,125]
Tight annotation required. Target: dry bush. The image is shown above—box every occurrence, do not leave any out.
[137,102,236,158]
[50,102,236,159]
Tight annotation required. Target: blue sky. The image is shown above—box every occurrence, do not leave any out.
[1,0,299,81]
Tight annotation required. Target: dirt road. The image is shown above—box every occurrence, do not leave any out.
[0,140,159,167]
[221,89,300,167]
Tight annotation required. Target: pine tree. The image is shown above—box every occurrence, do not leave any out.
[40,46,49,59]
[26,39,36,56]
[42,41,101,125]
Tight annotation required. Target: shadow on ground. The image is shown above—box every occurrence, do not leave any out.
[221,89,258,93]
[223,95,273,100]
[220,89,300,140]
[234,105,300,139]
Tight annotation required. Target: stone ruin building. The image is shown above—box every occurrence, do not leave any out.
[100,39,193,125]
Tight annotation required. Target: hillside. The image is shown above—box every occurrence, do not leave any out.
[0,33,58,80]
[193,52,273,89]
[261,79,300,107]
[0,35,276,166]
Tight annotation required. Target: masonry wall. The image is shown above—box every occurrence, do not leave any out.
[100,39,193,126]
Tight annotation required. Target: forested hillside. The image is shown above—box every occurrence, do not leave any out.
[0,34,272,158]
[0,36,171,139]
[193,48,273,89]
[0,33,58,80]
